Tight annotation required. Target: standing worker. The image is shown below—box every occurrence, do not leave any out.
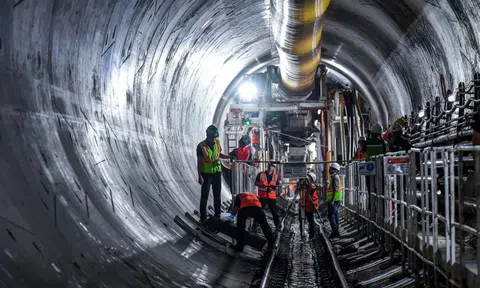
[297,172,319,239]
[353,136,367,160]
[253,163,281,230]
[327,163,343,238]
[197,125,234,224]
[389,123,411,152]
[366,124,387,159]
[229,135,253,164]
[230,192,274,254]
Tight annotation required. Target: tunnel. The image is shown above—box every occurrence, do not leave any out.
[1,0,480,287]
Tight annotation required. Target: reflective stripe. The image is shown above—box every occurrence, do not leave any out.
[257,172,278,199]
[327,174,343,201]
[200,139,222,173]
[356,148,365,160]
[236,147,250,161]
[239,193,262,209]
[299,187,318,212]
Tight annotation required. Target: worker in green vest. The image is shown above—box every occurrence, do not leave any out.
[197,125,234,224]
[327,163,343,238]
[365,123,387,159]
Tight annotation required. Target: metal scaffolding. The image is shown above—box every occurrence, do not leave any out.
[343,146,480,287]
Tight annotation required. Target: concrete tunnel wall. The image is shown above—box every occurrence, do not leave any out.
[0,0,479,286]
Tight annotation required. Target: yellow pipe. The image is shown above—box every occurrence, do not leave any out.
[272,0,330,95]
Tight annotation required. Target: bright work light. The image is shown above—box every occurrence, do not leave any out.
[238,81,258,101]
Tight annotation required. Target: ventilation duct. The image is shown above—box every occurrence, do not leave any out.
[271,0,330,99]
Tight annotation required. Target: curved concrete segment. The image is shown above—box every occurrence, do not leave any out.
[0,0,479,286]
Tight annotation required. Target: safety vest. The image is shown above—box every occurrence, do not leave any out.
[251,133,260,145]
[238,192,262,210]
[258,172,278,199]
[236,147,250,161]
[365,137,386,160]
[199,139,222,174]
[299,186,318,213]
[356,148,365,160]
[327,174,343,201]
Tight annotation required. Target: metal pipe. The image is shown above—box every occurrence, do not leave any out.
[229,102,325,112]
[413,130,473,148]
[271,0,330,98]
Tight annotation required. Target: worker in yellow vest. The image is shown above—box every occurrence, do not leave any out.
[197,125,234,224]
[327,162,343,238]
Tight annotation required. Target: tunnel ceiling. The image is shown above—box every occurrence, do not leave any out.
[1,0,480,286]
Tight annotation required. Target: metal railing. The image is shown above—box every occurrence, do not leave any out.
[343,145,480,287]
[230,161,259,196]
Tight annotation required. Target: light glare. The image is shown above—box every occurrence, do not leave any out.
[238,81,258,101]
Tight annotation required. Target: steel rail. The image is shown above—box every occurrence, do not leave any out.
[259,193,297,288]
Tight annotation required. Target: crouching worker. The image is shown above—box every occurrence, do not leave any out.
[230,192,274,254]
[297,172,319,239]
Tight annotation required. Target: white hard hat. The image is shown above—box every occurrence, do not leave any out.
[370,123,383,135]
[307,172,317,182]
[330,163,341,171]
[359,136,366,141]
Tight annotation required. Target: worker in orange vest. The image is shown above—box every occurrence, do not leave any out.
[353,136,367,160]
[253,163,281,230]
[230,192,274,253]
[229,135,253,164]
[297,172,319,239]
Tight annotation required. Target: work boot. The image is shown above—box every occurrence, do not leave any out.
[200,217,208,225]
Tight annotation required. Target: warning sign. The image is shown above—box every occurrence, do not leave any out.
[283,163,307,179]
[384,157,410,175]
[359,162,376,175]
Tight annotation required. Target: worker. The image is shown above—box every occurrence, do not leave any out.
[384,117,408,148]
[251,127,261,152]
[230,192,274,254]
[389,123,411,152]
[327,163,343,238]
[365,123,387,159]
[297,172,318,239]
[229,135,253,164]
[353,136,367,160]
[197,125,234,224]
[252,163,281,230]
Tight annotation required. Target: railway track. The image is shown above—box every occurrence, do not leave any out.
[261,209,348,288]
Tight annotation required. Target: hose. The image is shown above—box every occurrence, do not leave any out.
[271,0,330,98]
